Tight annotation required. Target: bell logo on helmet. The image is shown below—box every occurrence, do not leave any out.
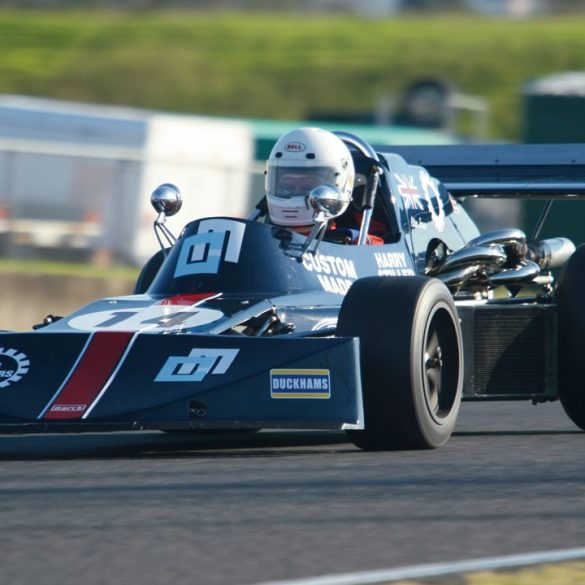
[284,142,306,152]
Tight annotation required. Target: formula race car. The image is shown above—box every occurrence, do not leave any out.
[1,132,584,450]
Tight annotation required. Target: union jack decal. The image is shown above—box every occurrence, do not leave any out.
[394,173,423,210]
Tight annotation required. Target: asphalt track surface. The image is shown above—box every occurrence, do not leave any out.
[1,401,585,585]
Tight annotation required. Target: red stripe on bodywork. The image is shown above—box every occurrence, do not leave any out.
[44,331,134,420]
[159,293,219,306]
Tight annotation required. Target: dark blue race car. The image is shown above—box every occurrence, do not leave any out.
[1,132,584,450]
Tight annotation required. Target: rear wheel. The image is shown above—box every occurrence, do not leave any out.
[556,244,585,430]
[337,276,463,450]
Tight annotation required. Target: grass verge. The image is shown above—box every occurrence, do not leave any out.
[1,11,585,139]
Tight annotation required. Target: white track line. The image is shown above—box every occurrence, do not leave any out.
[258,547,585,585]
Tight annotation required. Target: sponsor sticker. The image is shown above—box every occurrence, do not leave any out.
[0,347,30,389]
[174,219,245,278]
[40,331,136,421]
[284,142,306,152]
[175,231,225,276]
[373,251,415,277]
[270,369,331,399]
[156,348,239,383]
[49,404,86,413]
[302,254,357,295]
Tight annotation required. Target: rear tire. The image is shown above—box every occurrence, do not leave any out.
[556,244,585,430]
[337,276,463,450]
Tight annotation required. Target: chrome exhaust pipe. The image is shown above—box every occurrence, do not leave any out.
[439,245,507,273]
[488,260,540,286]
[437,264,482,287]
[466,228,528,260]
[527,238,575,270]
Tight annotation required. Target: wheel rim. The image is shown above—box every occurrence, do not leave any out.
[422,304,460,424]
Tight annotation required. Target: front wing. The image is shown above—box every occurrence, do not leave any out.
[0,331,363,433]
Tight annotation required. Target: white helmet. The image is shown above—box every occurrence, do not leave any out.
[265,127,355,227]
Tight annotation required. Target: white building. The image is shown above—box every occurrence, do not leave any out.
[0,95,254,264]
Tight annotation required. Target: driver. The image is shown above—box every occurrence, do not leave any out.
[265,127,355,236]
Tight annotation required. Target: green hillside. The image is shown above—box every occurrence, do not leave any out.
[1,11,585,140]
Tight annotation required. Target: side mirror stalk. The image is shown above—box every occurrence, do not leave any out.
[150,183,183,254]
[300,220,329,257]
[300,184,351,258]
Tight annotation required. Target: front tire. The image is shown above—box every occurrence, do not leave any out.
[337,276,463,450]
[134,249,167,294]
[556,244,585,430]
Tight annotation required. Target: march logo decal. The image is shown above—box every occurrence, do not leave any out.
[39,331,136,420]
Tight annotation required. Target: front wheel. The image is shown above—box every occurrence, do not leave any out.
[337,276,463,450]
[556,244,585,430]
[134,249,167,294]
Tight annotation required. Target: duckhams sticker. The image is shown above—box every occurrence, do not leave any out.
[0,347,30,389]
[270,369,331,399]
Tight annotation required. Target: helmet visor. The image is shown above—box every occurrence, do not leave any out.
[267,166,337,199]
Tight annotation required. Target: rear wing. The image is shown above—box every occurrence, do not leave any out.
[378,143,585,199]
